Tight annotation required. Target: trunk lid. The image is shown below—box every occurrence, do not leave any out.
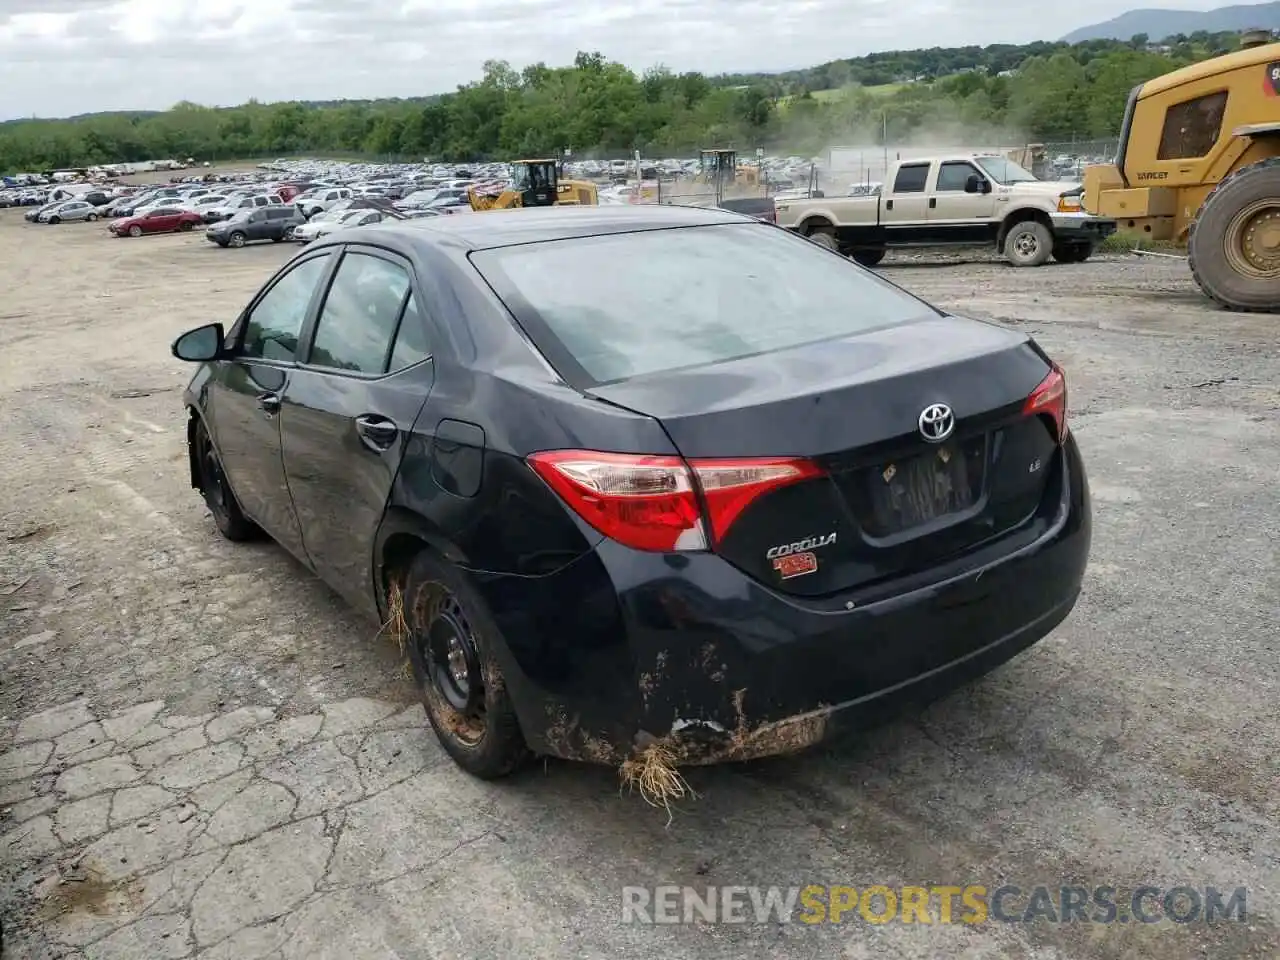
[587,315,1061,597]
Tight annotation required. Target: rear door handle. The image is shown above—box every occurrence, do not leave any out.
[355,414,399,451]
[257,393,281,414]
[886,199,894,211]
[929,197,937,209]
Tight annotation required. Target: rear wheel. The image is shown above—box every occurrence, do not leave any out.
[1188,158,1280,313]
[806,229,840,253]
[128,225,142,238]
[228,231,246,248]
[194,420,258,541]
[48,216,60,225]
[1052,242,1093,264]
[851,247,886,267]
[86,213,97,222]
[1003,220,1053,266]
[402,551,529,779]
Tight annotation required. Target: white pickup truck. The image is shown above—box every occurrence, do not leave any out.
[774,154,1117,267]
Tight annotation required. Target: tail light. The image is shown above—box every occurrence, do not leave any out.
[1024,363,1068,443]
[526,450,823,553]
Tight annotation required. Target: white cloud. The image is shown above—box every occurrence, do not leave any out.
[0,0,1245,119]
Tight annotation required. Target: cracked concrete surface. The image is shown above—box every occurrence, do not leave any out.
[2,208,1279,959]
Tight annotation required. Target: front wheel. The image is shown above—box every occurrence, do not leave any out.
[851,247,886,267]
[128,225,142,238]
[1053,242,1093,264]
[179,221,193,232]
[1003,221,1054,267]
[228,231,246,248]
[194,420,259,541]
[48,216,60,225]
[403,551,529,779]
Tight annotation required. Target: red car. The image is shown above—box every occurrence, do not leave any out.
[109,207,204,237]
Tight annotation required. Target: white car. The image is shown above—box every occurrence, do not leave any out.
[288,207,382,242]
[295,187,354,218]
[203,194,282,222]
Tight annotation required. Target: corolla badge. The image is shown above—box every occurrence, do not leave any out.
[766,533,837,580]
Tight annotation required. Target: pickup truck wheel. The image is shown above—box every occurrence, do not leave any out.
[852,248,886,267]
[1004,221,1053,267]
[1052,242,1093,264]
[806,230,840,253]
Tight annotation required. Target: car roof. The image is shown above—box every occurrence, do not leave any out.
[344,203,752,251]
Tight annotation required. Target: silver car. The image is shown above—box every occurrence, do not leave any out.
[37,200,101,224]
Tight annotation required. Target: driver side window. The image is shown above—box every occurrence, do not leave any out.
[241,255,332,363]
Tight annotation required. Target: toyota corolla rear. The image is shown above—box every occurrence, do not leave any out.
[470,219,1091,764]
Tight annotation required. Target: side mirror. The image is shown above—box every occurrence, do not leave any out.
[171,322,225,362]
[964,175,984,194]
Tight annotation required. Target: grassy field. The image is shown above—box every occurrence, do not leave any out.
[777,82,909,112]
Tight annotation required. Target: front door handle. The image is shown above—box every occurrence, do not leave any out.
[929,197,937,209]
[355,414,399,452]
[886,199,894,211]
[257,393,281,414]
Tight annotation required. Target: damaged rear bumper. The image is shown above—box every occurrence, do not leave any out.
[474,438,1090,767]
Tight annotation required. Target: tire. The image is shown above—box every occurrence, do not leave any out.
[1187,157,1280,313]
[128,225,142,238]
[1003,220,1053,266]
[48,216,60,225]
[228,232,246,248]
[194,420,259,542]
[1052,242,1093,264]
[179,221,193,232]
[271,236,282,242]
[86,213,97,222]
[852,247,886,267]
[806,229,840,252]
[402,551,529,779]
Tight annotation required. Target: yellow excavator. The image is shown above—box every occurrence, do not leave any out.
[1082,32,1280,312]
[695,150,760,190]
[467,159,598,211]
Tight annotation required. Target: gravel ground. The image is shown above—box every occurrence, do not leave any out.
[0,212,1277,960]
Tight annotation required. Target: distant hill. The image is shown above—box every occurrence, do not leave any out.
[1061,2,1280,42]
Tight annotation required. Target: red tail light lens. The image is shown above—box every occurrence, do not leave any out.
[527,450,823,552]
[1024,363,1068,443]
[688,457,824,544]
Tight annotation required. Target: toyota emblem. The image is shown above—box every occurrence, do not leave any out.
[918,403,955,442]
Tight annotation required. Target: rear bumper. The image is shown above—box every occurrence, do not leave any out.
[1050,212,1116,242]
[476,437,1091,766]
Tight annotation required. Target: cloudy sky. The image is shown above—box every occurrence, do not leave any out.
[0,0,1248,119]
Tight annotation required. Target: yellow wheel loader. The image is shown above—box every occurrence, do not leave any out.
[1082,35,1280,312]
[467,160,598,212]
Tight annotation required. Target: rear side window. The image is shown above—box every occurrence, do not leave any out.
[471,223,933,385]
[388,292,430,371]
[307,253,412,374]
[893,164,929,193]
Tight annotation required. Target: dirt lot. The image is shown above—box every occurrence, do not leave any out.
[0,210,1277,960]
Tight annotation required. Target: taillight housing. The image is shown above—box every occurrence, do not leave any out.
[526,450,822,553]
[1024,363,1068,443]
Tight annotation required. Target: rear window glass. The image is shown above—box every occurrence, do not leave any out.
[470,223,933,384]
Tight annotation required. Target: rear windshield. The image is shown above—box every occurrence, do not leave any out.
[470,223,934,385]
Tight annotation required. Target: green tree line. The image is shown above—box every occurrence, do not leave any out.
[0,32,1246,172]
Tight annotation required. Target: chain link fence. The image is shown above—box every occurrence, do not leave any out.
[828,138,1120,185]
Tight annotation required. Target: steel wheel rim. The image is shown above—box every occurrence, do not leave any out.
[199,436,230,518]
[417,587,486,744]
[1014,231,1039,258]
[1224,199,1280,280]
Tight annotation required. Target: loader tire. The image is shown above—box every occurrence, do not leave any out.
[1188,157,1280,313]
